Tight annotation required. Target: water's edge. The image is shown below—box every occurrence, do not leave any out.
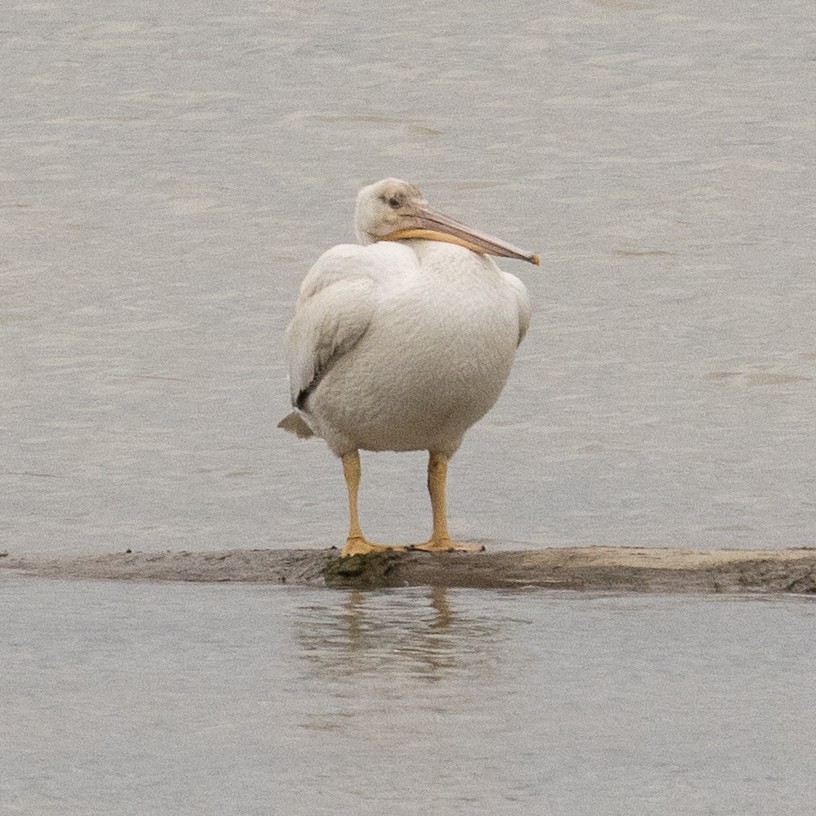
[3,547,815,594]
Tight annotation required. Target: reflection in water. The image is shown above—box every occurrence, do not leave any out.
[5,580,816,815]
[294,587,499,685]
[292,587,507,740]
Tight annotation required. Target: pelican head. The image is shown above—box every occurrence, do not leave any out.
[354,178,540,265]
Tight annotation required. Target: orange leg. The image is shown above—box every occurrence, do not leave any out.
[340,451,408,558]
[410,452,484,553]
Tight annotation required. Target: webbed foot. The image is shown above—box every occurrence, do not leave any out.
[408,539,485,553]
[340,537,410,558]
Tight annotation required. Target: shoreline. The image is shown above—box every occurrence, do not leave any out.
[2,546,816,593]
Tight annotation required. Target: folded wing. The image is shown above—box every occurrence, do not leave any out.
[280,242,417,432]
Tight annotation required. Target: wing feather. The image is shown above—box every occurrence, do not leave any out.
[284,244,389,408]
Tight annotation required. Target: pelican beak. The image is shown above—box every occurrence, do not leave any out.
[382,206,540,266]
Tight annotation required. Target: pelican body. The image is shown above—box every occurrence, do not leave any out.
[279,179,538,557]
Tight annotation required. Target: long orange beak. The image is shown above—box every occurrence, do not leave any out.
[382,206,540,266]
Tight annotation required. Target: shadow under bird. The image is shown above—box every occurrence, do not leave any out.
[279,178,539,557]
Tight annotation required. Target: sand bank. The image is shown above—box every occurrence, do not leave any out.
[2,546,816,593]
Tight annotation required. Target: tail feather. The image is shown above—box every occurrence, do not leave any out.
[277,411,315,439]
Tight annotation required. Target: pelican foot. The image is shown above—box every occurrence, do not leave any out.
[340,537,409,558]
[409,539,485,554]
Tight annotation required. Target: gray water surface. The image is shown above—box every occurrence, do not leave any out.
[3,576,815,816]
[3,5,815,812]
[2,0,814,555]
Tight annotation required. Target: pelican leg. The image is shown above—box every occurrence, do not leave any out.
[340,451,408,558]
[410,452,485,553]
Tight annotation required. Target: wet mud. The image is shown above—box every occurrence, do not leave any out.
[3,546,816,594]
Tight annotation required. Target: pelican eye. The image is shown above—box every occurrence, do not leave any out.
[387,196,401,209]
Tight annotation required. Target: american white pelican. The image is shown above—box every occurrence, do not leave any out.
[279,178,539,557]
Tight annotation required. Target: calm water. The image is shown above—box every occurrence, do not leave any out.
[2,3,815,813]
[2,576,815,816]
[2,0,814,555]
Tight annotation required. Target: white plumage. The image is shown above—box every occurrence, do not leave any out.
[280,178,538,557]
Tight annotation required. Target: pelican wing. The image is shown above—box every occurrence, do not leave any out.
[285,243,406,409]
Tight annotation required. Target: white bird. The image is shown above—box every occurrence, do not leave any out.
[279,178,539,557]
